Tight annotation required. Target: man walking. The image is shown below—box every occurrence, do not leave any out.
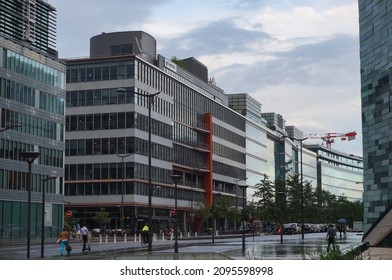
[326,224,336,253]
[80,224,89,252]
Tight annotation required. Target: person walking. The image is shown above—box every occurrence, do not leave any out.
[80,224,89,252]
[58,228,69,256]
[141,223,149,244]
[326,224,337,253]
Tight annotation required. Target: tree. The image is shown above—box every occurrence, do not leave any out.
[171,56,186,68]
[253,175,278,223]
[92,208,111,234]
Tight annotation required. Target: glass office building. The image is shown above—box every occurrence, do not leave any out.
[306,145,363,202]
[0,0,66,240]
[359,0,392,233]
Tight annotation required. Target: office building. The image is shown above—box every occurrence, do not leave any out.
[0,0,66,240]
[64,31,247,234]
[305,145,363,201]
[359,0,392,246]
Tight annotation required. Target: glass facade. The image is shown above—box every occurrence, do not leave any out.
[307,145,362,201]
[0,1,65,240]
[359,0,392,232]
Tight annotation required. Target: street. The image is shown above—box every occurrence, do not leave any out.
[0,232,364,260]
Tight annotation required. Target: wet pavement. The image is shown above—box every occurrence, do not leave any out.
[0,232,367,260]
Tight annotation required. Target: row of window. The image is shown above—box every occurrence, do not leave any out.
[64,181,204,203]
[0,139,63,168]
[214,142,246,164]
[65,136,172,161]
[213,123,245,147]
[0,169,59,194]
[66,60,135,83]
[0,77,65,116]
[65,162,171,184]
[1,108,60,141]
[65,112,172,140]
[66,87,172,119]
[3,49,65,89]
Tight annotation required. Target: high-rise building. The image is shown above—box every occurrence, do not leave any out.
[0,0,66,240]
[359,0,392,246]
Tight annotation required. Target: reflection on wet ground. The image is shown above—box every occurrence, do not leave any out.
[91,233,364,260]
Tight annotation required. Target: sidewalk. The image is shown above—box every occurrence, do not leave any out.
[1,232,390,260]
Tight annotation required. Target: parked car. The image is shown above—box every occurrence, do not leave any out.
[283,223,301,235]
[92,228,101,237]
[238,226,252,234]
[106,228,122,236]
[304,223,314,233]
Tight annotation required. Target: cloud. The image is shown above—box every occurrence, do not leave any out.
[49,0,362,155]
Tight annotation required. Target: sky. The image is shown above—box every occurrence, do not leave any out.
[48,0,362,156]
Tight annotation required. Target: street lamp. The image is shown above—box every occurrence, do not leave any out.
[117,153,132,234]
[0,123,21,132]
[282,135,307,240]
[170,174,182,254]
[20,151,40,259]
[117,88,160,252]
[41,175,57,258]
[238,184,248,255]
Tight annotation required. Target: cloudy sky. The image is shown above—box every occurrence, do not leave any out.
[49,0,362,156]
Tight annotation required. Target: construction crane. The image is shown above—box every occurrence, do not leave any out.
[304,131,357,149]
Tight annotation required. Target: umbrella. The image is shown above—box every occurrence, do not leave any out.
[337,218,348,223]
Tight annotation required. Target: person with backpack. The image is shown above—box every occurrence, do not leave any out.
[326,224,337,253]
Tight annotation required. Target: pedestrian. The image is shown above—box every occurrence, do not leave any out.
[141,223,149,244]
[80,224,89,252]
[339,224,343,238]
[342,224,347,239]
[58,228,69,256]
[326,224,336,253]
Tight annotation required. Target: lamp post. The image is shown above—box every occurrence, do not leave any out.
[117,88,160,252]
[238,184,248,255]
[41,176,57,258]
[20,151,40,259]
[117,153,132,234]
[170,174,182,254]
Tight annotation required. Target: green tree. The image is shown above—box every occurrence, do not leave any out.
[171,56,186,68]
[92,208,111,234]
[253,175,278,223]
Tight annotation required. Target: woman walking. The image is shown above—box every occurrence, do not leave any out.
[58,228,69,256]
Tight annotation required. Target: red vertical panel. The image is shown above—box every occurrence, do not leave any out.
[203,112,213,207]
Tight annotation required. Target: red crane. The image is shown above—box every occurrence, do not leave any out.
[305,131,357,149]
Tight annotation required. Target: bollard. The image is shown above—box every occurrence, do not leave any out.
[134,234,137,242]
[195,232,197,238]
[162,232,165,240]
[114,234,117,243]
[105,235,108,243]
[99,234,102,244]
[153,233,156,241]
[187,232,190,238]
[124,233,127,242]
[138,233,141,242]
[180,232,182,239]
[170,232,173,241]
